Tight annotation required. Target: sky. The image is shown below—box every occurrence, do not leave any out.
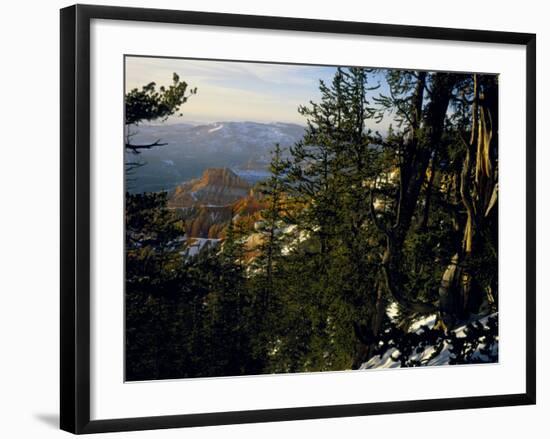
[125,56,390,128]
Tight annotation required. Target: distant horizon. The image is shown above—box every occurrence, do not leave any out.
[125,56,391,131]
[140,119,308,128]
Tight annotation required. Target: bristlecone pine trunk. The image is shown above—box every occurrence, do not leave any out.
[378,72,457,315]
[438,74,498,328]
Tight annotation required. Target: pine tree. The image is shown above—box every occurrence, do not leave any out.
[254,144,288,310]
[205,212,266,376]
[268,67,383,371]
[125,192,208,380]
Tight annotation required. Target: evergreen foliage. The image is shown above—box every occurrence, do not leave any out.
[125,67,499,380]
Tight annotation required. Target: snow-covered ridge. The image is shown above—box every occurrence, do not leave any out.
[126,121,305,193]
[207,123,224,133]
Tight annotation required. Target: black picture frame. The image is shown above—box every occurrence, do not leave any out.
[60,4,536,434]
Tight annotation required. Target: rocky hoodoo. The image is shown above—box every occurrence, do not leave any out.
[168,168,251,208]
[169,168,266,239]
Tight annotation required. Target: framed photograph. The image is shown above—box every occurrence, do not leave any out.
[60,4,536,434]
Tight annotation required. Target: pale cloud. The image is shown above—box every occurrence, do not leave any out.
[125,56,334,125]
[124,56,391,131]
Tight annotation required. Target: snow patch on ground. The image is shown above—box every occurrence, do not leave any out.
[180,238,221,258]
[408,313,438,333]
[359,312,498,370]
[281,225,310,255]
[386,302,400,322]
